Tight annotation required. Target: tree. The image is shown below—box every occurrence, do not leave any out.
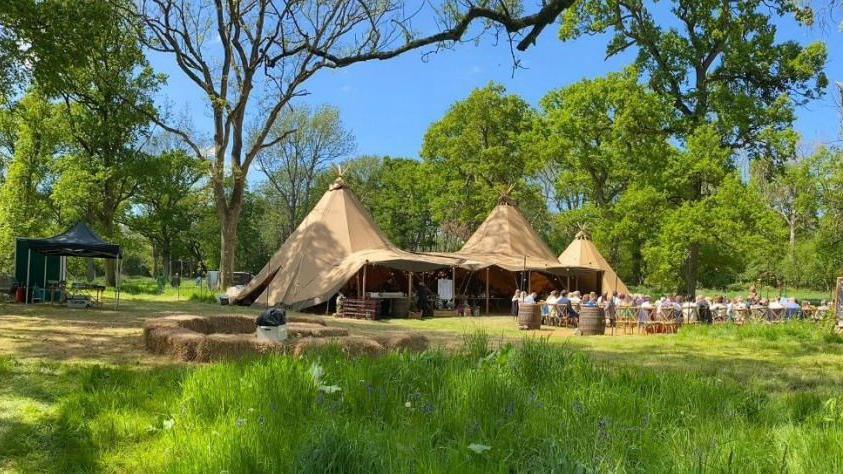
[258,105,354,240]
[130,150,206,277]
[5,0,162,285]
[527,71,674,276]
[0,91,66,272]
[422,83,538,236]
[560,0,827,294]
[132,0,577,287]
[370,158,439,251]
[751,157,819,249]
[532,70,672,208]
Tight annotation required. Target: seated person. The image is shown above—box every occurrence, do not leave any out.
[556,290,579,322]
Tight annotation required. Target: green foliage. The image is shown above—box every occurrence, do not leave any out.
[422,83,539,236]
[560,0,827,159]
[531,70,672,208]
[130,150,207,276]
[0,91,66,272]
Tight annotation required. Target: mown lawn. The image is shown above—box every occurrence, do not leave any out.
[2,299,843,472]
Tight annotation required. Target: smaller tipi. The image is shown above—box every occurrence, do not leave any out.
[557,230,629,295]
[455,197,565,272]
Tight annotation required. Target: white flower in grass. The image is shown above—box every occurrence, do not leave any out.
[162,418,175,430]
[468,443,491,454]
[318,384,342,394]
[309,362,324,384]
[404,401,412,408]
[236,418,247,428]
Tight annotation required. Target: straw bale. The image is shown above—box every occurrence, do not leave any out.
[287,323,348,338]
[195,333,261,362]
[206,315,255,334]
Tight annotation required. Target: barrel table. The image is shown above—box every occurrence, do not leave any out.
[578,306,605,335]
[390,298,410,318]
[517,303,542,330]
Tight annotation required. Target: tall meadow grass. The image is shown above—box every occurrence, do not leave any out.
[13,332,838,473]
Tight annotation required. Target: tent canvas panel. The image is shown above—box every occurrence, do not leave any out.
[15,239,61,287]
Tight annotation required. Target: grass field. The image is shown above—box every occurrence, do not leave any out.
[2,294,843,472]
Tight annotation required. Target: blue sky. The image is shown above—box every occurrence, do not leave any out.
[149,13,842,165]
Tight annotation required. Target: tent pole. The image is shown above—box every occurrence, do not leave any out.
[26,249,31,304]
[485,267,490,315]
[43,256,47,300]
[408,272,413,306]
[116,257,121,310]
[362,263,367,300]
[528,270,532,294]
[452,266,456,307]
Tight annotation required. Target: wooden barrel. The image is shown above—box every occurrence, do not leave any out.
[579,306,605,336]
[390,298,410,318]
[517,304,542,330]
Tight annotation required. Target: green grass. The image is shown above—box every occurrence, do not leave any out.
[3,323,843,473]
[117,276,219,303]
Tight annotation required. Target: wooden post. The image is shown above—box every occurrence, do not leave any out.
[362,263,368,300]
[566,274,571,291]
[452,266,456,307]
[25,249,31,304]
[408,272,413,304]
[485,267,490,315]
[528,270,532,293]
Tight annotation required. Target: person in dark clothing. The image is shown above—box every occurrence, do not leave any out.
[416,283,434,318]
[556,290,579,323]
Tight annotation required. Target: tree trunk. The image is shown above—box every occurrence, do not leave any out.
[151,244,159,277]
[630,241,643,285]
[86,258,95,282]
[98,216,117,286]
[219,205,242,288]
[685,243,700,297]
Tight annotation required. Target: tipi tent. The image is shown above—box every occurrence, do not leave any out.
[233,177,458,309]
[557,230,629,295]
[454,199,566,273]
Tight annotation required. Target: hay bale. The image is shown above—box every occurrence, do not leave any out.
[206,315,255,334]
[167,330,205,361]
[195,333,261,362]
[287,323,348,338]
[374,333,429,353]
[291,336,384,358]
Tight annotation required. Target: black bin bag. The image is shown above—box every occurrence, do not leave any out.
[256,308,286,327]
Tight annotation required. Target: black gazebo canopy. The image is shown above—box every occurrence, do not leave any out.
[29,222,121,259]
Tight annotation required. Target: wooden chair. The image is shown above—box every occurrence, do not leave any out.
[712,307,728,324]
[638,306,659,334]
[749,307,769,323]
[768,307,786,323]
[683,305,699,324]
[658,307,678,334]
[616,306,638,335]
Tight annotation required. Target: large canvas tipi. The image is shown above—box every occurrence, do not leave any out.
[233,177,456,309]
[557,230,629,295]
[455,199,565,273]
